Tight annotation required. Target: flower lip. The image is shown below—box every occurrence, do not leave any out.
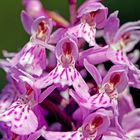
[0,96,38,135]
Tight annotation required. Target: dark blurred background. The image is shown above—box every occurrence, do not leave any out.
[0,0,139,106]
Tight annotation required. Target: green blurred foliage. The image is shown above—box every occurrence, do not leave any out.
[0,1,28,89]
[0,0,140,89]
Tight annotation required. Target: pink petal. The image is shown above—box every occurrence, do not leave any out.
[41,130,83,140]
[21,10,33,35]
[0,98,38,135]
[48,28,66,44]
[114,20,140,42]
[31,17,53,42]
[72,70,90,101]
[122,109,140,132]
[0,87,17,113]
[106,47,129,65]
[84,59,102,86]
[68,23,97,46]
[104,11,120,44]
[83,109,110,136]
[102,65,128,93]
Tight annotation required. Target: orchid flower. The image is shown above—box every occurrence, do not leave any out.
[68,0,108,46]
[104,11,140,89]
[71,60,128,114]
[35,35,90,103]
[68,60,128,139]
[9,12,54,77]
[23,0,69,28]
[0,82,40,135]
[103,92,140,140]
[0,0,140,139]
[28,108,111,140]
[78,11,140,89]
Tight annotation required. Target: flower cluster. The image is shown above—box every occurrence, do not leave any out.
[0,0,140,140]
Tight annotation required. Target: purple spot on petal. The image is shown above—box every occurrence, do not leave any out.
[78,84,81,88]
[60,69,65,79]
[14,111,17,115]
[71,132,77,137]
[71,76,74,82]
[15,118,20,121]
[53,74,59,79]
[14,125,18,128]
[24,116,28,120]
[102,101,107,104]
[7,110,14,116]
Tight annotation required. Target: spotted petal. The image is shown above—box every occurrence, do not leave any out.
[41,130,83,140]
[0,98,38,135]
[35,65,74,89]
[106,44,130,65]
[88,93,112,110]
[72,70,90,101]
[10,42,47,77]
[70,89,111,111]
[68,23,97,46]
[28,126,83,140]
[78,1,108,29]
[35,65,90,101]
